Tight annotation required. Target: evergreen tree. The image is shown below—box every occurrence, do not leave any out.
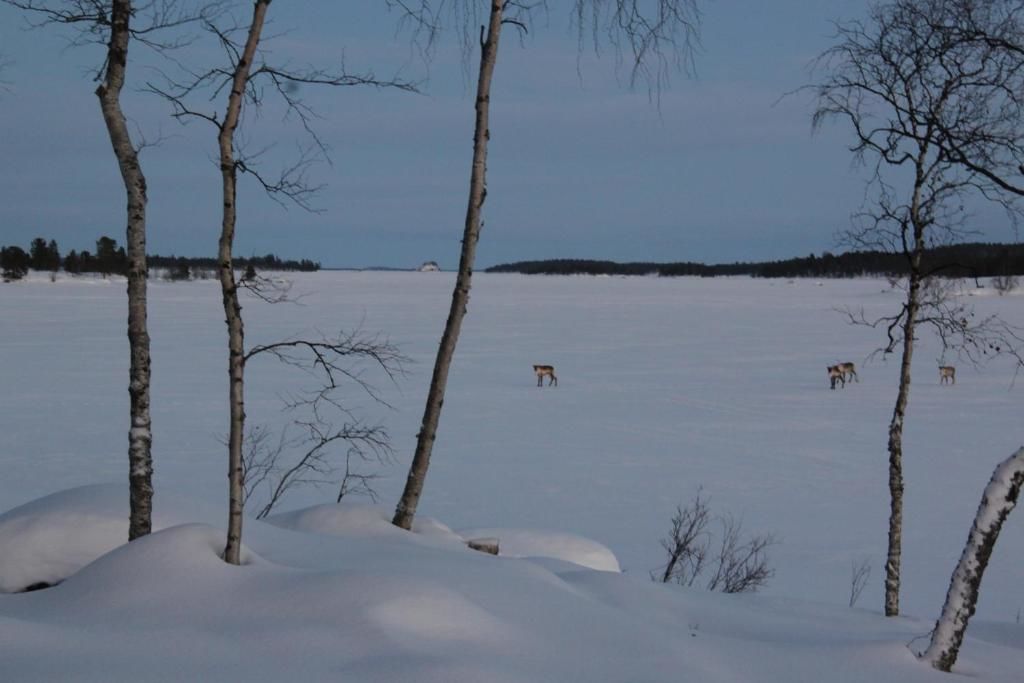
[95,236,120,275]
[63,250,81,274]
[1,246,30,281]
[29,237,60,270]
[47,239,61,270]
[79,250,96,272]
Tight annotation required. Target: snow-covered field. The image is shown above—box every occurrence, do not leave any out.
[1,271,1022,681]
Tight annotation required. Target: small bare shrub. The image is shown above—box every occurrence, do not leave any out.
[992,274,1019,296]
[705,514,776,593]
[655,491,776,594]
[656,490,712,586]
[849,557,872,607]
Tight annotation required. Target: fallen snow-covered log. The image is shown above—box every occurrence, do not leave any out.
[920,446,1024,672]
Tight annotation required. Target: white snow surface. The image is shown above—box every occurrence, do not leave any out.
[1,271,1023,681]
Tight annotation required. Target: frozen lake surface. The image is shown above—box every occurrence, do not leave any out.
[2,271,1022,622]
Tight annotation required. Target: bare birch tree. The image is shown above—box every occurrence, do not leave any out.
[920,446,1024,672]
[213,0,264,567]
[2,0,209,541]
[100,1,154,541]
[812,0,1024,616]
[391,0,701,531]
[391,0,508,531]
[150,0,414,564]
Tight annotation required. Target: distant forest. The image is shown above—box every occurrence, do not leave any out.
[1,235,319,281]
[485,242,1024,280]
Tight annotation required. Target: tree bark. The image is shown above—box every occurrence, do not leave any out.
[95,0,153,541]
[220,0,270,565]
[885,168,929,616]
[920,447,1024,672]
[393,0,505,530]
[884,275,917,616]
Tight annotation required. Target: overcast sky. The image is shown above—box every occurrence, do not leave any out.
[0,1,1017,269]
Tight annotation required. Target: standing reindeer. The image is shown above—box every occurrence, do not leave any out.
[827,365,846,390]
[836,362,859,383]
[939,366,956,385]
[533,364,557,387]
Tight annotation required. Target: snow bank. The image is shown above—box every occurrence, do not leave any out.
[0,484,222,592]
[267,504,622,571]
[458,526,621,572]
[267,501,463,544]
[0,485,128,592]
[1,485,1023,682]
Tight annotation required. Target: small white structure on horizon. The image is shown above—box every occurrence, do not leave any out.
[419,261,440,272]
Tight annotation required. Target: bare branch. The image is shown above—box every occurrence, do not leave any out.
[240,325,404,519]
[143,7,419,211]
[573,0,702,95]
[245,328,407,402]
[2,0,224,76]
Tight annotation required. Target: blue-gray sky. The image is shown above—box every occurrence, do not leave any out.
[0,2,1016,269]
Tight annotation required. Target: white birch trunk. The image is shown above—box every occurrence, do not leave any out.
[884,161,929,617]
[884,271,918,616]
[393,0,505,530]
[219,0,270,565]
[96,0,153,541]
[920,447,1024,672]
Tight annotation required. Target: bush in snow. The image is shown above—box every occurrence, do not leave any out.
[655,490,776,593]
[992,274,1019,296]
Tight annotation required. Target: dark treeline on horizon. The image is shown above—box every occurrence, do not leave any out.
[1,234,319,281]
[486,242,1024,279]
[148,253,320,273]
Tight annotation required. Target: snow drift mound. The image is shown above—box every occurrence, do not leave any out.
[0,484,222,592]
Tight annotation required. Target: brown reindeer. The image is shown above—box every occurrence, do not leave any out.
[827,365,846,390]
[939,366,956,385]
[836,361,859,383]
[533,364,557,387]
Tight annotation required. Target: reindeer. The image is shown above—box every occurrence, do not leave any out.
[533,364,557,387]
[836,362,859,383]
[827,365,846,390]
[939,366,956,385]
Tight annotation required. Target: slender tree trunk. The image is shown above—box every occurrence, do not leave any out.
[921,447,1024,672]
[220,0,270,565]
[885,219,928,616]
[96,0,153,541]
[393,0,505,530]
[884,275,917,617]
[884,150,929,617]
